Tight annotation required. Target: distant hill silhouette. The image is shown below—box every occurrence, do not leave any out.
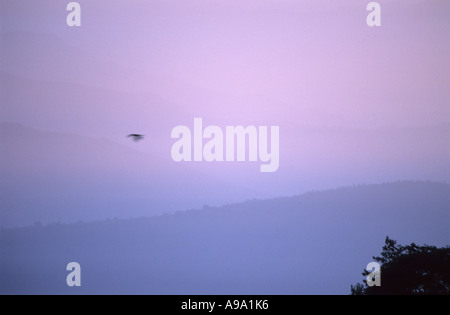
[2,122,449,227]
[0,123,260,227]
[1,181,449,294]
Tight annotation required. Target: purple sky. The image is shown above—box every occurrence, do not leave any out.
[2,0,448,129]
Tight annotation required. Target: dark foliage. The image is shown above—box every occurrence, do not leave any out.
[351,237,450,295]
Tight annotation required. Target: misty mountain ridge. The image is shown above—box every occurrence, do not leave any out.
[1,181,449,294]
[4,180,448,229]
[1,122,449,227]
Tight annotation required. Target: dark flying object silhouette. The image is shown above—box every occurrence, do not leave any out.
[127,134,145,142]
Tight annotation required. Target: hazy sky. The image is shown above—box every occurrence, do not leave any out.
[2,0,449,131]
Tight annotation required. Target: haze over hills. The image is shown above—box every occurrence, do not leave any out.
[1,181,449,294]
[0,123,263,227]
[1,121,449,227]
[4,75,445,226]
[1,27,448,218]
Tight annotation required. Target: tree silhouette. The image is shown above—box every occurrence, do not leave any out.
[351,237,450,295]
